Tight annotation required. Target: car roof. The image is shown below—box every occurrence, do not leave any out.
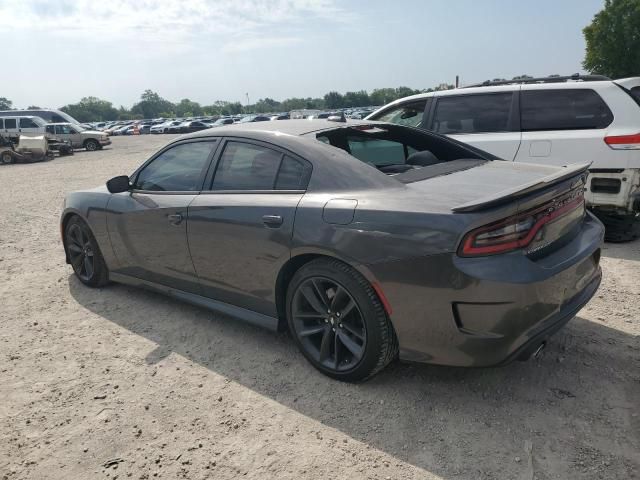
[181,119,386,140]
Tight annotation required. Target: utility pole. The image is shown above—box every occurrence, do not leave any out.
[246,93,250,107]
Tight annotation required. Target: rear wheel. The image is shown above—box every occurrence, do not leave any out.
[84,139,99,151]
[287,259,398,382]
[65,217,109,287]
[1,151,13,164]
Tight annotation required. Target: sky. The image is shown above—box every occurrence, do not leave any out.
[0,0,605,109]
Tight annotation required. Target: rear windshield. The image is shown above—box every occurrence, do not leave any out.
[315,124,493,179]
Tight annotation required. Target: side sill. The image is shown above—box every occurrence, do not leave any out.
[109,272,279,331]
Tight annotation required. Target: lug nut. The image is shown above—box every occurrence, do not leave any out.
[336,312,341,317]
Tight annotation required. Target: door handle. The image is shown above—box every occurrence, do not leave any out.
[167,213,183,225]
[262,214,283,227]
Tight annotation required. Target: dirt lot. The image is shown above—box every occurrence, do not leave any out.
[0,135,638,480]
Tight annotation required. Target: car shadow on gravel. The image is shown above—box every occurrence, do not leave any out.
[601,238,640,261]
[68,276,639,479]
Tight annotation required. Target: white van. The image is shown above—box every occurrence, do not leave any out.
[0,115,47,139]
[367,74,640,240]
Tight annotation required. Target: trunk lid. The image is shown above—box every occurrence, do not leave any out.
[404,160,590,257]
[403,160,589,213]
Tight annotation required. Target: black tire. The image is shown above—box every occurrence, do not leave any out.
[84,139,99,151]
[64,216,109,287]
[286,258,398,382]
[1,151,13,164]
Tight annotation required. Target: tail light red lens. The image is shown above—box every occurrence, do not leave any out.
[459,192,584,257]
[604,133,640,150]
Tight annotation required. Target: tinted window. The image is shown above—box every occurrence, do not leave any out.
[212,142,282,190]
[46,125,55,134]
[4,119,16,129]
[275,156,308,190]
[433,93,513,134]
[51,114,67,123]
[521,89,613,131]
[20,118,40,128]
[0,119,3,129]
[134,141,215,191]
[374,101,426,127]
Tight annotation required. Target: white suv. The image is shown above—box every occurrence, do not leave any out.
[367,74,640,241]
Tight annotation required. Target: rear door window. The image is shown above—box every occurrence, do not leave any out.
[432,93,513,134]
[520,89,613,131]
[211,142,311,191]
[4,119,16,129]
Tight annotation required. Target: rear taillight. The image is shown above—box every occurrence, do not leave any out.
[459,193,584,257]
[604,133,640,150]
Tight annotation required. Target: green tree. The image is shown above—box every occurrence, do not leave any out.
[60,97,119,122]
[324,91,344,109]
[27,105,41,110]
[175,98,203,117]
[0,97,12,110]
[131,90,175,119]
[343,90,370,108]
[583,0,640,78]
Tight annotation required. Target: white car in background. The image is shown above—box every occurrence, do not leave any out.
[367,74,640,240]
[150,120,182,134]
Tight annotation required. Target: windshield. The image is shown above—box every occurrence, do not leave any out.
[315,124,494,177]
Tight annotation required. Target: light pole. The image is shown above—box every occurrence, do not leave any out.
[246,93,250,108]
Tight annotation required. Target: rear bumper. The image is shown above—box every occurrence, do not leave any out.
[368,212,605,367]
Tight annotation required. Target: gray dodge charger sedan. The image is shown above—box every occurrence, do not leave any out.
[61,119,603,381]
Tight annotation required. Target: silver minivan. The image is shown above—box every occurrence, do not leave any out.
[44,123,111,151]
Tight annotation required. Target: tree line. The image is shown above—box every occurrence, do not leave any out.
[0,84,454,123]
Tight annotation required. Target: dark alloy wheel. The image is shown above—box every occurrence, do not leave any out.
[287,259,398,382]
[291,276,367,372]
[84,139,99,151]
[65,217,109,287]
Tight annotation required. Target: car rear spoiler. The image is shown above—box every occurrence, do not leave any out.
[452,163,591,213]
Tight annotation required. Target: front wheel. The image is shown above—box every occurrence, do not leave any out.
[286,259,398,382]
[84,139,99,151]
[65,216,109,287]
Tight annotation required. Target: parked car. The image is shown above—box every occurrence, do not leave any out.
[177,121,211,133]
[167,122,188,134]
[208,118,235,127]
[150,120,182,134]
[238,114,272,123]
[366,74,640,241]
[271,114,290,120]
[62,119,602,381]
[0,115,48,140]
[44,123,111,150]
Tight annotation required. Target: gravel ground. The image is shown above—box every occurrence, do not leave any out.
[1,135,638,480]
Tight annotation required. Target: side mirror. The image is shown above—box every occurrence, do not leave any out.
[106,175,131,193]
